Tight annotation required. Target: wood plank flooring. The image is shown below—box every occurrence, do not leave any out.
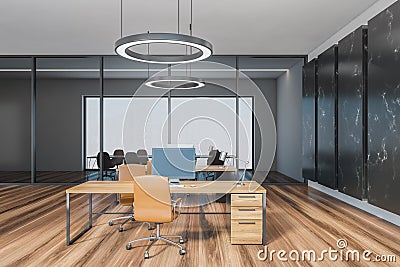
[0,170,300,184]
[0,184,399,266]
[265,171,303,183]
[0,171,96,184]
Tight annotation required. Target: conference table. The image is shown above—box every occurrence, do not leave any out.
[86,154,235,170]
[194,165,236,172]
[86,155,126,169]
[66,180,266,246]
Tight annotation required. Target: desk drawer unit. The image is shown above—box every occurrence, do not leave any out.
[231,220,263,244]
[231,194,262,206]
[231,207,263,220]
[231,193,263,244]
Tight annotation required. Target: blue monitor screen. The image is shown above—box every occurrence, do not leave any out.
[152,147,196,179]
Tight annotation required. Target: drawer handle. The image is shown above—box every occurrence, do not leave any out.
[238,196,256,199]
[238,208,256,211]
[238,222,256,225]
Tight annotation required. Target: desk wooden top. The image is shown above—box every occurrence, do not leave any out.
[195,165,237,172]
[173,181,265,194]
[66,180,265,194]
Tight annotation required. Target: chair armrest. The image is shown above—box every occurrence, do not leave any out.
[172,197,183,215]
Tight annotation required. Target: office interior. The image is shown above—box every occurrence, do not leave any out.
[1,0,400,266]
[0,56,304,185]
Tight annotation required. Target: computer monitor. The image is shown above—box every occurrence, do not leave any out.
[152,147,196,180]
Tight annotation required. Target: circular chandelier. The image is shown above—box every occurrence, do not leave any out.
[115,33,212,64]
[115,0,213,65]
[145,75,205,89]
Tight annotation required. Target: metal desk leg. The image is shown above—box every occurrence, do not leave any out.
[89,193,93,227]
[66,193,93,246]
[226,194,231,232]
[66,193,70,245]
[262,192,267,245]
[226,194,231,213]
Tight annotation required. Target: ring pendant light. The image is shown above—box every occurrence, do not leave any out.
[145,75,205,89]
[143,0,206,89]
[114,0,213,64]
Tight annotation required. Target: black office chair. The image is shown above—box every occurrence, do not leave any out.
[207,149,225,166]
[205,149,225,181]
[112,149,125,166]
[137,149,148,165]
[125,152,141,164]
[96,152,117,180]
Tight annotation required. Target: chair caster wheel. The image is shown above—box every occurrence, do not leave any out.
[126,244,132,250]
[118,227,123,232]
[179,238,184,244]
[108,221,113,226]
[148,225,153,230]
[179,249,186,255]
[144,252,150,259]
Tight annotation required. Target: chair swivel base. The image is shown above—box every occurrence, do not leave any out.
[108,216,153,232]
[125,224,186,259]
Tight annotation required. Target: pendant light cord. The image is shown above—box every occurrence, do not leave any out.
[190,0,193,74]
[148,30,150,79]
[120,0,123,38]
[178,0,180,34]
[190,0,193,36]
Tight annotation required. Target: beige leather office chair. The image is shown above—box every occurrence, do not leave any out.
[126,175,185,259]
[108,164,152,232]
[146,160,152,175]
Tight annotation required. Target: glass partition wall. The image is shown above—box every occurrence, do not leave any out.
[0,55,305,184]
[0,58,32,183]
[35,57,100,183]
[102,56,169,166]
[238,56,305,184]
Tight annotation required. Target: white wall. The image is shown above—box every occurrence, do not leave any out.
[276,61,304,181]
[308,0,397,60]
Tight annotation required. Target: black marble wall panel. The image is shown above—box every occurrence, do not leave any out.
[368,1,400,215]
[302,59,317,181]
[337,26,368,200]
[317,46,338,189]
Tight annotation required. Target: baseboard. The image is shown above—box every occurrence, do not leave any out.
[308,180,400,227]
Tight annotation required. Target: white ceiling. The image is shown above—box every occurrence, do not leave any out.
[0,0,379,56]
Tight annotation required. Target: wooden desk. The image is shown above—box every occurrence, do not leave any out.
[194,165,237,172]
[66,181,266,246]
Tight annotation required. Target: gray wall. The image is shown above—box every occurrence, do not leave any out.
[276,62,304,181]
[36,79,100,171]
[0,78,31,171]
[253,79,277,171]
